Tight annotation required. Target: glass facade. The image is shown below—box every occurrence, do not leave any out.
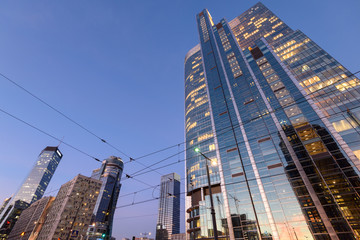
[156,173,181,240]
[185,3,360,240]
[0,146,62,238]
[87,156,124,240]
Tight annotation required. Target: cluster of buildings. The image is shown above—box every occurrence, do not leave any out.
[0,146,124,240]
[184,2,360,240]
[0,144,183,240]
[1,2,360,240]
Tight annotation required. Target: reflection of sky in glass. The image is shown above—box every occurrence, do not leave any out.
[14,148,62,205]
[186,2,360,240]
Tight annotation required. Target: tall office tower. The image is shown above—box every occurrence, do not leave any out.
[185,3,360,240]
[0,146,63,238]
[7,196,55,240]
[0,198,11,217]
[36,174,102,240]
[87,156,124,240]
[156,173,181,240]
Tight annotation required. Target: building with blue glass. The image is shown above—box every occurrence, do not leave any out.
[86,156,124,240]
[0,146,62,239]
[156,173,181,240]
[185,3,360,240]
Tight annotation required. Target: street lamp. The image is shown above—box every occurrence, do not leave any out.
[194,148,219,240]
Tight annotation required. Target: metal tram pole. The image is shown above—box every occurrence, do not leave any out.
[195,148,219,240]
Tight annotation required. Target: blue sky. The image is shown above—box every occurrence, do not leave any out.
[0,0,359,238]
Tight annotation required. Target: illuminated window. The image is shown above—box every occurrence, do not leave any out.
[284,106,302,118]
[332,119,356,132]
[269,16,278,23]
[259,62,271,71]
[198,133,213,142]
[274,88,290,99]
[279,96,294,107]
[192,63,200,69]
[353,150,360,160]
[272,22,283,29]
[274,40,296,53]
[304,141,327,155]
[263,68,274,77]
[335,79,360,92]
[205,112,210,117]
[186,84,206,101]
[227,52,242,78]
[189,164,200,173]
[302,65,310,72]
[209,144,216,151]
[256,57,268,66]
[264,30,275,38]
[200,16,209,42]
[243,29,259,39]
[298,128,318,141]
[219,28,231,52]
[290,115,308,128]
[266,74,279,83]
[273,33,283,40]
[186,122,197,132]
[300,76,320,87]
[270,81,285,92]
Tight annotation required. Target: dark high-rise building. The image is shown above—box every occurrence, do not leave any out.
[156,173,181,240]
[185,3,360,240]
[0,146,62,238]
[87,156,124,240]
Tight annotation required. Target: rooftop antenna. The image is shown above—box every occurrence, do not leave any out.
[57,136,64,147]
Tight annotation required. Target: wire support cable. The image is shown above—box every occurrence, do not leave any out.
[0,72,130,159]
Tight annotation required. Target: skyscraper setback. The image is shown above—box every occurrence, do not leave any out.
[185,3,360,240]
[156,173,181,240]
[0,146,62,238]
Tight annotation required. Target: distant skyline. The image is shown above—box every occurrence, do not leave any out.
[0,0,359,239]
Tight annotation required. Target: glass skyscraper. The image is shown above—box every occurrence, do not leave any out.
[0,146,62,238]
[185,3,360,240]
[156,173,181,240]
[87,156,124,240]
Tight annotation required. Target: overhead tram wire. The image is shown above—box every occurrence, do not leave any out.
[122,69,360,177]
[115,171,299,210]
[123,96,360,181]
[0,72,131,158]
[0,107,101,162]
[0,71,171,175]
[124,69,360,166]
[128,143,185,162]
[126,133,360,182]
[0,57,358,166]
[1,68,359,191]
[2,67,357,170]
[113,213,158,220]
[0,107,170,193]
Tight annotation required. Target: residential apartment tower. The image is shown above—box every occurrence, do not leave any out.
[185,3,360,240]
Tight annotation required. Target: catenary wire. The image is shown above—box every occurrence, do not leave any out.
[122,70,360,176]
[0,107,101,162]
[2,73,360,193]
[0,72,131,158]
[1,69,359,197]
[115,171,293,209]
[0,71,169,175]
[121,69,360,165]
